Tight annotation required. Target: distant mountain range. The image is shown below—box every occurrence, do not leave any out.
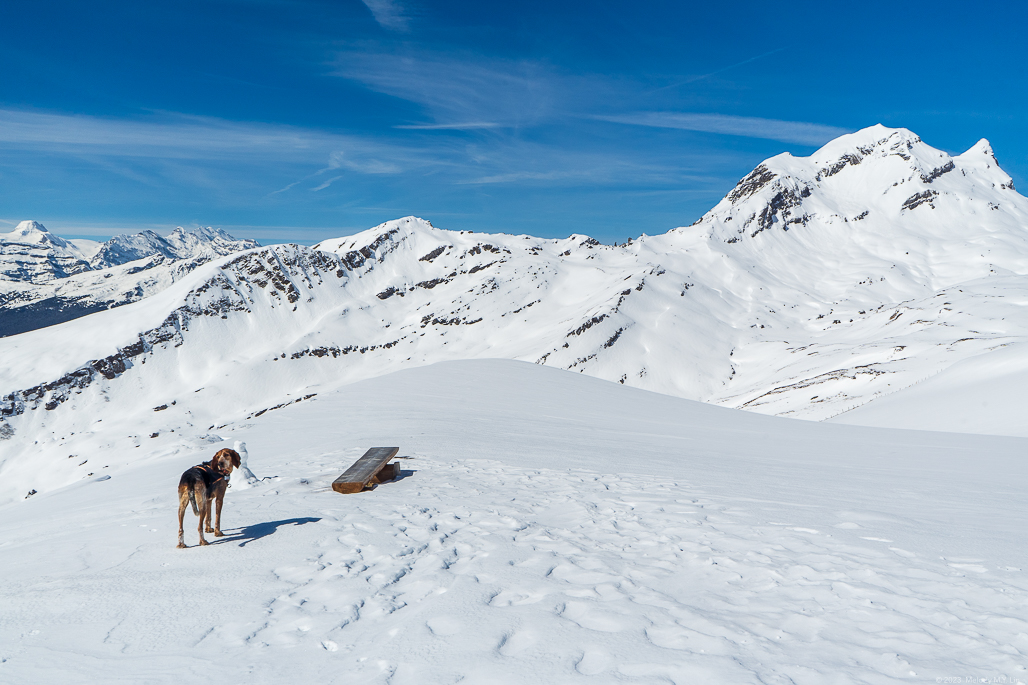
[0,222,259,336]
[3,124,1028,502]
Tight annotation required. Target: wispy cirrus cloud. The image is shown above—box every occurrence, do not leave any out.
[0,107,722,196]
[594,112,851,146]
[311,175,343,191]
[333,50,850,148]
[334,51,563,128]
[0,108,425,167]
[394,122,502,130]
[360,0,410,32]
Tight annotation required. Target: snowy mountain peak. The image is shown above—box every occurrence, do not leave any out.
[4,220,73,250]
[810,123,921,161]
[12,220,49,236]
[681,124,1028,269]
[0,220,91,283]
[88,226,260,269]
[1,223,262,334]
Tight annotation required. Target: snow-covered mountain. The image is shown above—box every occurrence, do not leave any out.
[88,226,260,269]
[2,124,1028,502]
[0,222,259,336]
[0,220,95,282]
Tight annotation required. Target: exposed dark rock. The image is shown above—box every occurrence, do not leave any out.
[741,364,888,407]
[419,246,447,262]
[728,165,776,203]
[337,228,400,271]
[377,286,404,300]
[749,184,812,238]
[468,262,496,274]
[921,161,955,183]
[902,190,939,210]
[246,393,317,420]
[817,154,862,180]
[603,327,627,349]
[568,314,607,337]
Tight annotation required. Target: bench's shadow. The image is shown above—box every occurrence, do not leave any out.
[364,469,416,491]
[219,516,322,546]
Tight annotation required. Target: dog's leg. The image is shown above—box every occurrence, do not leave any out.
[213,484,226,537]
[177,485,189,548]
[196,483,209,546]
[205,489,216,534]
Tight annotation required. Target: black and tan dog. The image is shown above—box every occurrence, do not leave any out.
[177,448,240,548]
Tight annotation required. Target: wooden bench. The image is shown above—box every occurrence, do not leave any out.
[332,447,400,494]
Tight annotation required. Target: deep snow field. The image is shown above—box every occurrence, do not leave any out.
[2,360,1027,684]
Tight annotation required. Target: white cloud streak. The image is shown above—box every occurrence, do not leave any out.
[360,0,410,32]
[311,175,343,191]
[394,122,502,130]
[334,52,561,128]
[0,107,717,193]
[0,108,423,166]
[595,112,851,146]
[334,51,849,148]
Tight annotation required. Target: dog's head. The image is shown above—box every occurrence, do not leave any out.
[211,448,241,475]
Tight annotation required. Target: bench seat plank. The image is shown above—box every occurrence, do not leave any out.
[332,447,399,493]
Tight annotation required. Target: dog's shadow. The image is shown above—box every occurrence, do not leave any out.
[219,516,322,546]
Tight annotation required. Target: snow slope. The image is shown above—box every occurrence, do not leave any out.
[1,360,1026,684]
[829,341,1028,436]
[0,222,259,336]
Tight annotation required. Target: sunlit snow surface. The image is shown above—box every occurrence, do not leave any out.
[2,360,1027,684]
[3,124,1028,682]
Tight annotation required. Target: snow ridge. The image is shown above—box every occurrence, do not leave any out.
[89,226,260,269]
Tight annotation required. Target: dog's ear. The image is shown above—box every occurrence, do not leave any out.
[228,449,241,468]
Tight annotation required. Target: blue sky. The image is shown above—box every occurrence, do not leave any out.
[1,0,1025,244]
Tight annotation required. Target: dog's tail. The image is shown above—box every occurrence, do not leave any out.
[188,487,200,516]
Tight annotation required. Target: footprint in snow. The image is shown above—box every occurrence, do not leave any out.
[426,616,462,636]
[497,630,535,656]
[575,648,611,675]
